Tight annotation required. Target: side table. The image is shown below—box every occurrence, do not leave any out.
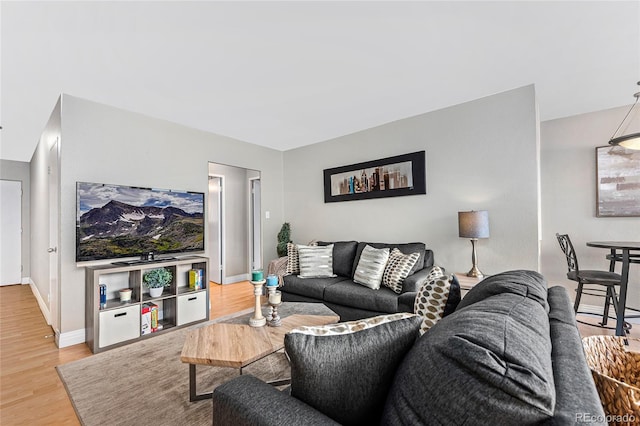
[454,272,483,297]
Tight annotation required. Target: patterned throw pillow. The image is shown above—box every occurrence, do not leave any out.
[353,245,390,290]
[291,312,416,336]
[285,242,300,275]
[425,265,445,282]
[414,271,452,335]
[382,249,421,294]
[297,244,336,278]
[285,313,422,425]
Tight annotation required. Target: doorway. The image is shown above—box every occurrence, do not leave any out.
[208,163,261,284]
[208,175,223,284]
[0,180,22,286]
[250,178,262,272]
[49,139,60,333]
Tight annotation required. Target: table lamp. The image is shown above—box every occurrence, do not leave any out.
[458,210,490,278]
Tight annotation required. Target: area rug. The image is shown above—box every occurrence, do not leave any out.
[57,308,290,426]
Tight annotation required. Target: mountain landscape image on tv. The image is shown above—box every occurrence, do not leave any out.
[76,182,205,262]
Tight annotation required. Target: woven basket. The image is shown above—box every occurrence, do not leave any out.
[582,336,640,425]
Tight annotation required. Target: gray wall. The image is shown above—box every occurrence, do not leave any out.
[30,97,62,321]
[283,85,540,275]
[541,106,640,311]
[0,159,30,280]
[30,85,638,343]
[31,94,284,339]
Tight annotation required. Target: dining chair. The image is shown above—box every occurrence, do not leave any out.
[556,233,626,331]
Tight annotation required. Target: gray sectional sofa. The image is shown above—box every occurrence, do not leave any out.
[280,241,458,321]
[212,270,606,425]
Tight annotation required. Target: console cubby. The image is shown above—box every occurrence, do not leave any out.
[85,256,209,353]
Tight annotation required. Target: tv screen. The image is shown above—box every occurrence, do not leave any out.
[76,182,205,262]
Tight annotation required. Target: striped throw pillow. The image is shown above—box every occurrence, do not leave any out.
[382,249,421,294]
[297,244,336,278]
[353,245,390,290]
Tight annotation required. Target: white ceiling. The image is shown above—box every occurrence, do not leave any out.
[1,1,639,162]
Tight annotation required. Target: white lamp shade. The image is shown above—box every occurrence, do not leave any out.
[458,210,490,239]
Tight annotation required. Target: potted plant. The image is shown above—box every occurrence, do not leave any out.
[143,268,173,298]
[277,222,291,257]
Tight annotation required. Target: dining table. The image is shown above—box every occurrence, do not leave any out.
[586,241,640,336]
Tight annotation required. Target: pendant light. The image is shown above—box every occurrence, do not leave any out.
[609,81,640,150]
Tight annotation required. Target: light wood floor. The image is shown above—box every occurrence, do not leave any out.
[0,281,254,425]
[0,282,638,425]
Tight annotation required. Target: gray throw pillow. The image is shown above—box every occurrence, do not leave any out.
[353,245,390,289]
[285,313,422,426]
[297,244,336,278]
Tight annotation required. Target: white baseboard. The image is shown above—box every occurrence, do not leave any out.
[222,273,250,284]
[28,279,52,326]
[56,328,86,348]
[579,303,640,325]
[21,277,30,285]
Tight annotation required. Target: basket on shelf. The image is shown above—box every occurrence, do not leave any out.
[582,335,640,424]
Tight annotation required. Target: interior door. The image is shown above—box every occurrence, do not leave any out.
[208,176,223,284]
[0,180,22,286]
[250,178,262,271]
[49,140,60,331]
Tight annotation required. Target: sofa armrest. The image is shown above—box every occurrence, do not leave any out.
[212,374,340,426]
[401,265,446,293]
[398,291,417,312]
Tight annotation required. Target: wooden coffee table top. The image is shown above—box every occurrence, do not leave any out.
[181,311,339,368]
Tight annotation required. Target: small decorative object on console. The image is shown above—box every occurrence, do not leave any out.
[99,284,107,309]
[189,269,203,290]
[119,288,132,302]
[143,267,172,298]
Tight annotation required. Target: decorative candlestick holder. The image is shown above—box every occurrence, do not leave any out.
[266,286,282,327]
[249,280,266,327]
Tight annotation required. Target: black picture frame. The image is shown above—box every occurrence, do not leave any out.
[595,146,640,217]
[323,151,426,203]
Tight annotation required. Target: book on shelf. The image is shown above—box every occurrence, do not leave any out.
[189,269,204,290]
[141,304,151,335]
[141,302,159,333]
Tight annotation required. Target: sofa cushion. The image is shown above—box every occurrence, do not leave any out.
[324,280,399,313]
[282,275,349,300]
[352,242,427,278]
[285,313,422,426]
[353,245,390,290]
[382,248,421,294]
[546,286,608,424]
[382,270,555,425]
[297,244,337,278]
[413,269,451,335]
[317,241,358,278]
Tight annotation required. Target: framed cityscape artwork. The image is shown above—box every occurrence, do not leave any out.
[596,146,640,217]
[323,151,426,203]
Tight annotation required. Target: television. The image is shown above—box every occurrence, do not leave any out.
[76,182,205,262]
